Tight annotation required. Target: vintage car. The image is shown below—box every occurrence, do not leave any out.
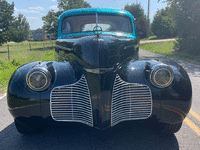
[7,8,192,134]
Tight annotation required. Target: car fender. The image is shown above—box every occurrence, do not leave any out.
[117,58,192,124]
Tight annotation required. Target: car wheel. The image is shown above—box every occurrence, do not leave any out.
[14,117,47,134]
[145,119,182,135]
[157,122,182,134]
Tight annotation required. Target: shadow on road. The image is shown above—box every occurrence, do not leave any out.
[0,121,179,150]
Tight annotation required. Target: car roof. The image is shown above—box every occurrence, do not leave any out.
[58,8,134,21]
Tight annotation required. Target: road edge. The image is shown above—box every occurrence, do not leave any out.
[0,93,7,100]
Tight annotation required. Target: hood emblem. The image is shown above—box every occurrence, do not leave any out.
[93,13,102,37]
[93,26,102,37]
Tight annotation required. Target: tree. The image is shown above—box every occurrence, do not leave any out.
[124,3,148,39]
[0,0,14,45]
[159,0,200,55]
[42,10,61,38]
[42,0,91,38]
[151,7,176,38]
[11,14,31,42]
[57,0,91,11]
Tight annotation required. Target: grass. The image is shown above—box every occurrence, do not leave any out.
[140,36,175,41]
[0,41,55,92]
[140,41,200,65]
[0,41,55,63]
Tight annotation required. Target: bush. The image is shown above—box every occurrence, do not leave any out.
[151,7,177,38]
[175,36,200,55]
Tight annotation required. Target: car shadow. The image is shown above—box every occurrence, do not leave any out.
[0,121,179,150]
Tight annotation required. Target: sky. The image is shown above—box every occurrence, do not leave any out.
[6,0,167,30]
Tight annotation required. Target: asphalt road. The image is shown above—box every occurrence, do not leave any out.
[0,49,200,150]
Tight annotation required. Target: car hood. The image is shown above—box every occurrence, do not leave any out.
[55,35,138,73]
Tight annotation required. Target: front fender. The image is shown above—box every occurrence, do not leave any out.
[7,61,81,119]
[117,59,192,124]
[7,62,41,118]
[40,61,82,119]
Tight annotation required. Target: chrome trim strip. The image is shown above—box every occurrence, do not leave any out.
[84,67,113,74]
[55,44,73,51]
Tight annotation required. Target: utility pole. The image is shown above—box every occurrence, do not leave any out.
[147,0,150,38]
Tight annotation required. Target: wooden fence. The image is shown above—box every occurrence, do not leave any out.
[0,41,55,62]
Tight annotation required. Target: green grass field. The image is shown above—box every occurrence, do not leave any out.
[140,41,200,65]
[0,41,55,92]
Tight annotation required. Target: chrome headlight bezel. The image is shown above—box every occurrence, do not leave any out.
[150,65,174,88]
[26,67,52,91]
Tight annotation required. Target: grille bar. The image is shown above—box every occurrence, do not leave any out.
[111,74,152,127]
[50,75,93,127]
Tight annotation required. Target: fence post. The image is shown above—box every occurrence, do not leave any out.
[51,41,53,49]
[29,43,31,50]
[43,42,45,51]
[7,44,10,62]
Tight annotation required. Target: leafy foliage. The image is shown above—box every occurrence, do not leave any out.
[124,3,148,39]
[0,0,14,45]
[160,0,200,55]
[42,11,61,37]
[57,0,91,11]
[42,0,91,38]
[172,0,200,54]
[151,7,176,38]
[11,14,31,42]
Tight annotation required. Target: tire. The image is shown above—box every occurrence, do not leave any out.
[145,119,182,135]
[158,122,182,134]
[14,117,47,134]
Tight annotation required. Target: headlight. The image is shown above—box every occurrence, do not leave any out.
[150,65,174,88]
[26,68,51,91]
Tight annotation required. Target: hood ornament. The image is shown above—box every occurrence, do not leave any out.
[93,26,102,37]
[93,13,102,37]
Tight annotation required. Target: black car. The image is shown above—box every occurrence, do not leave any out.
[7,8,192,134]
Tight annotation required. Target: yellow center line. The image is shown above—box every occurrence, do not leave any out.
[189,109,200,122]
[184,117,200,136]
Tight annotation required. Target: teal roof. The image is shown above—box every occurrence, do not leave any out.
[57,8,136,39]
[58,8,134,21]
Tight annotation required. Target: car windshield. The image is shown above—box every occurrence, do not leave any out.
[61,14,132,34]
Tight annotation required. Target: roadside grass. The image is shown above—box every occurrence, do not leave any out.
[140,36,176,41]
[140,36,158,41]
[140,41,200,65]
[0,41,55,92]
[0,41,55,63]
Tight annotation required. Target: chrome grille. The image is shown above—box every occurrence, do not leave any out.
[111,74,152,127]
[50,75,93,127]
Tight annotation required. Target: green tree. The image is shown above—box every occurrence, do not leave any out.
[42,10,61,38]
[11,14,31,42]
[151,7,176,38]
[160,0,200,55]
[57,0,91,11]
[42,0,91,38]
[0,0,14,45]
[27,30,33,40]
[124,3,148,39]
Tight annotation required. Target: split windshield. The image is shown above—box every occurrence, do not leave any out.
[61,14,132,34]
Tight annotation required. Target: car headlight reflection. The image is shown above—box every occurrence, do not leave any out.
[26,68,51,91]
[150,66,174,88]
